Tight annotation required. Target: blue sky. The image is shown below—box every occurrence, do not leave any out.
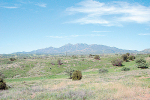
[0,0,150,54]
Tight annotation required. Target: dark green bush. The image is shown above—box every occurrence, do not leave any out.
[0,78,7,90]
[72,70,82,80]
[111,58,123,66]
[129,55,136,61]
[9,58,16,61]
[135,58,148,69]
[121,67,130,71]
[99,69,108,73]
[149,55,150,57]
[94,55,100,60]
[121,54,128,62]
[0,73,8,90]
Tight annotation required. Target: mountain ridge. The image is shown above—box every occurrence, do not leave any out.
[12,43,146,55]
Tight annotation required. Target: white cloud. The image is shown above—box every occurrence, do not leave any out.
[66,0,150,26]
[47,34,105,39]
[138,33,150,36]
[35,3,47,7]
[1,6,18,9]
[92,31,111,32]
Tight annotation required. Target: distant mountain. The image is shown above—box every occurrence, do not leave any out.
[13,43,140,55]
[140,49,150,54]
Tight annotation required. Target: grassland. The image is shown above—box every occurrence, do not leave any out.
[0,54,150,100]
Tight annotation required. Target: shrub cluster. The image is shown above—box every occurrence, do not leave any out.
[9,58,16,61]
[129,55,136,61]
[94,55,100,60]
[121,67,130,71]
[121,54,128,62]
[111,58,123,66]
[72,70,82,80]
[135,58,148,69]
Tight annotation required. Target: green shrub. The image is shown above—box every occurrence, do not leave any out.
[0,78,7,90]
[72,70,82,80]
[9,58,16,61]
[135,58,146,64]
[111,58,123,66]
[121,67,130,71]
[99,68,108,73]
[0,73,8,90]
[135,58,148,69]
[121,54,128,62]
[126,53,130,56]
[94,55,100,60]
[149,55,150,57]
[129,55,136,61]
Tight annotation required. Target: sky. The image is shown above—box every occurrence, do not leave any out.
[0,0,150,54]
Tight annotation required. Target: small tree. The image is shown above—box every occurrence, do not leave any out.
[129,55,136,61]
[135,58,148,69]
[0,72,8,90]
[111,58,123,66]
[126,53,130,56]
[9,58,16,61]
[121,54,128,62]
[72,70,82,80]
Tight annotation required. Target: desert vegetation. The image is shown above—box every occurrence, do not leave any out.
[0,53,150,99]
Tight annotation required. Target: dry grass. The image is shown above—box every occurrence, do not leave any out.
[1,69,150,100]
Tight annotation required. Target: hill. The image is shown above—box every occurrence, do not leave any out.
[140,49,150,54]
[13,43,139,55]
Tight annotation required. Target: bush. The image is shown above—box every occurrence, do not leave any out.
[9,58,16,61]
[135,58,146,64]
[129,55,136,61]
[135,58,148,69]
[126,53,130,56]
[149,55,150,57]
[121,67,130,71]
[94,55,100,60]
[121,54,128,62]
[72,70,82,80]
[64,68,75,79]
[111,58,123,66]
[0,78,7,90]
[0,73,8,90]
[99,69,108,73]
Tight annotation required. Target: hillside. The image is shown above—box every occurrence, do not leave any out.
[141,49,150,54]
[13,43,139,55]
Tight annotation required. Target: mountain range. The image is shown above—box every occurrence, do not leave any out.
[13,43,150,55]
